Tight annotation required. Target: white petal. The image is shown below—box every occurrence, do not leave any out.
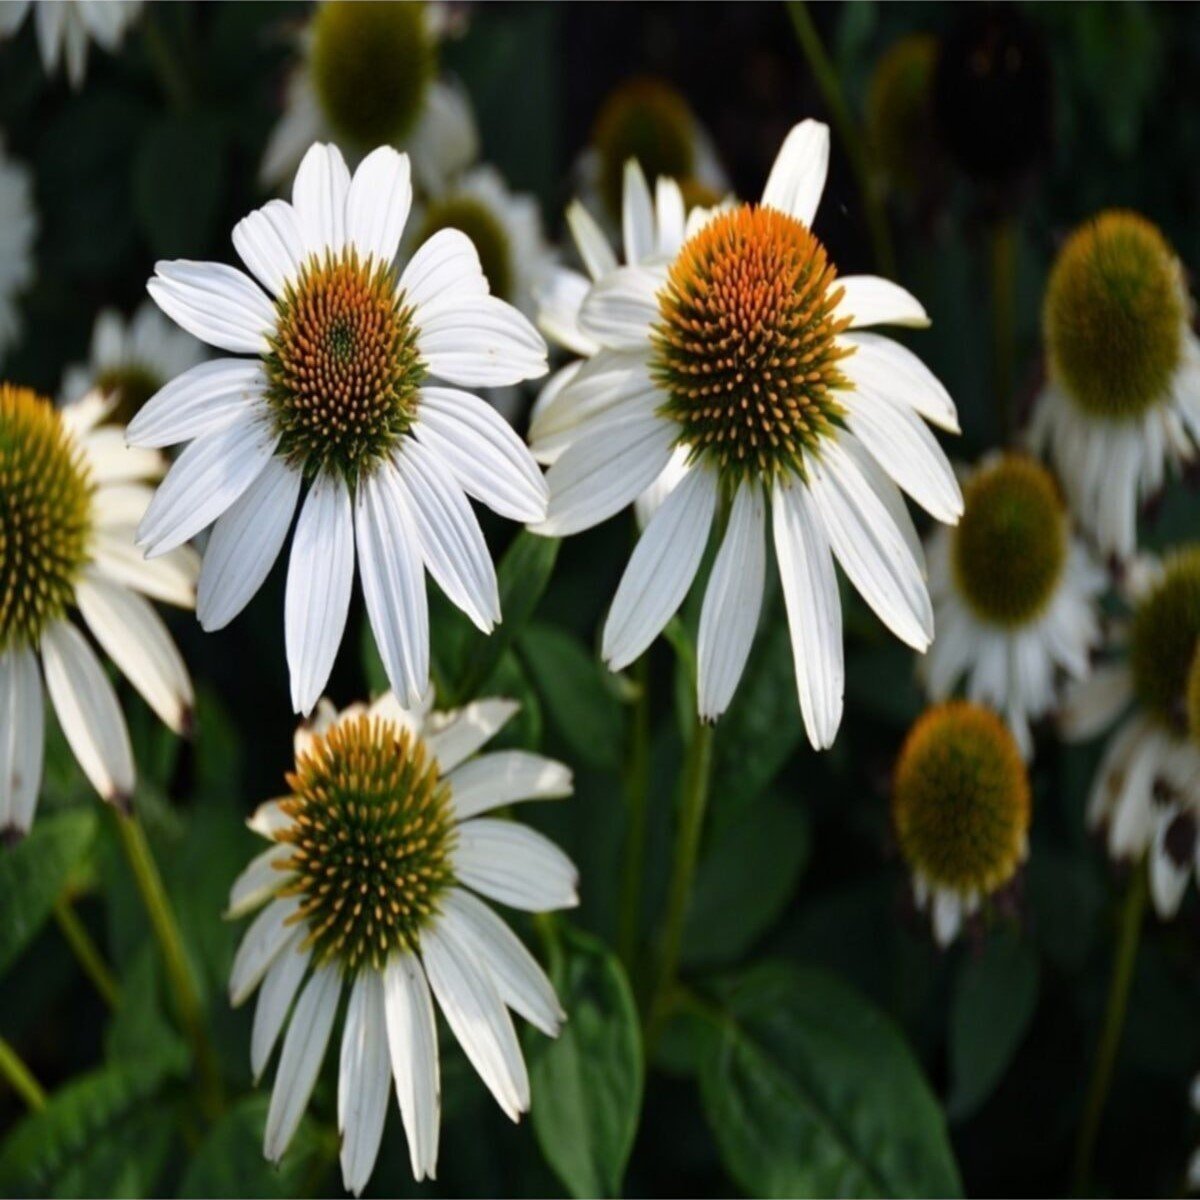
[251,930,309,1082]
[837,276,930,329]
[654,176,686,255]
[392,440,499,633]
[136,409,279,557]
[602,465,716,670]
[761,119,829,227]
[1150,820,1192,919]
[126,358,267,449]
[424,699,519,771]
[534,268,598,359]
[454,818,579,911]
[1060,664,1134,741]
[417,295,547,388]
[932,890,963,945]
[91,527,199,608]
[75,575,192,735]
[148,260,275,354]
[382,954,441,1182]
[0,646,44,835]
[697,481,766,722]
[622,159,655,265]
[841,332,959,432]
[414,388,548,523]
[285,472,355,716]
[355,459,429,707]
[81,428,164,485]
[346,146,412,267]
[398,228,487,312]
[225,844,289,920]
[41,620,134,805]
[264,965,341,1162]
[247,798,290,841]
[448,751,572,821]
[577,265,661,350]
[566,200,617,281]
[338,971,391,1196]
[772,480,844,750]
[291,142,351,258]
[420,918,529,1120]
[197,457,301,632]
[93,484,155,530]
[229,894,301,1006]
[232,200,306,297]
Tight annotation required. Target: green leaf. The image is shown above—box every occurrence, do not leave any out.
[947,929,1039,1121]
[104,950,189,1075]
[518,622,623,772]
[683,796,809,968]
[530,926,644,1198]
[177,1095,333,1199]
[698,962,962,1198]
[0,808,96,978]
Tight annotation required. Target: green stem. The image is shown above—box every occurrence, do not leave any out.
[53,897,120,1011]
[990,217,1017,440]
[1071,864,1147,1195]
[0,1036,46,1111]
[786,0,897,278]
[617,653,652,981]
[647,718,714,1043]
[112,811,223,1119]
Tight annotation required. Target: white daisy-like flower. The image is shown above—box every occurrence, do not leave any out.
[532,119,963,747]
[227,689,576,1192]
[131,142,549,717]
[0,384,196,836]
[61,302,205,425]
[0,134,35,364]
[1029,209,1200,560]
[0,0,142,89]
[1061,548,1200,919]
[261,0,477,196]
[1189,1074,1200,1194]
[923,452,1106,756]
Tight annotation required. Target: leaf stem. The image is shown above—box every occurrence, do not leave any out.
[53,896,120,1011]
[0,1036,46,1111]
[1071,863,1147,1195]
[617,653,651,982]
[786,0,897,278]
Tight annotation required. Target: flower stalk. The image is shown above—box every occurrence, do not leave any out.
[0,1036,46,1111]
[53,896,120,1011]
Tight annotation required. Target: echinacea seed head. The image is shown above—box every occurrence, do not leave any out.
[415,194,513,302]
[0,385,94,653]
[951,454,1066,628]
[309,0,435,150]
[1044,210,1185,421]
[1129,546,1200,735]
[866,34,940,194]
[892,701,1031,895]
[276,714,457,973]
[93,363,162,427]
[1187,643,1200,747]
[651,204,851,486]
[263,249,425,486]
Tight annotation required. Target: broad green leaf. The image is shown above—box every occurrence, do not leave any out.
[104,950,189,1075]
[947,929,1039,1121]
[698,962,962,1198]
[530,926,643,1198]
[518,622,623,772]
[0,808,96,978]
[49,1103,176,1200]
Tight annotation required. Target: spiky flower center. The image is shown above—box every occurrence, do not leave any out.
[893,702,1030,894]
[951,455,1066,627]
[1129,547,1200,735]
[1044,210,1184,421]
[0,386,93,653]
[592,76,696,219]
[94,363,162,427]
[650,205,852,485]
[309,0,435,150]
[275,714,456,973]
[416,195,513,302]
[263,250,425,486]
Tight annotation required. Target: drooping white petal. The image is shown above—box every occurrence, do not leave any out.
[577,265,662,350]
[566,200,618,282]
[355,458,429,707]
[291,142,351,259]
[622,159,655,265]
[225,844,289,920]
[772,479,844,750]
[338,970,392,1196]
[197,457,301,632]
[447,751,572,821]
[454,818,579,911]
[840,331,959,432]
[837,276,930,329]
[126,358,268,449]
[229,894,301,1006]
[345,146,412,268]
[75,575,192,734]
[534,268,598,359]
[416,295,547,388]
[602,464,716,670]
[148,261,275,354]
[838,430,927,578]
[424,699,519,771]
[250,930,309,1082]
[91,527,199,608]
[284,472,355,716]
[264,964,341,1163]
[232,200,306,297]
[397,228,487,312]
[761,119,829,228]
[0,647,44,835]
[697,481,766,722]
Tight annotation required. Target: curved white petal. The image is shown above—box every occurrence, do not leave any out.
[841,332,959,432]
[232,200,306,298]
[126,358,267,450]
[230,894,301,1006]
[566,200,618,282]
[81,428,164,485]
[416,295,547,388]
[346,146,412,268]
[577,265,661,350]
[291,142,351,259]
[91,526,199,608]
[761,119,829,228]
[250,930,309,1082]
[0,646,44,835]
[837,276,930,329]
[622,159,655,266]
[225,844,289,921]
[453,818,579,912]
[398,227,487,312]
[534,267,598,359]
[424,699,519,772]
[148,261,275,354]
[655,176,686,256]
[447,750,572,821]
[338,970,392,1196]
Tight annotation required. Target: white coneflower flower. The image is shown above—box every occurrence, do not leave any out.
[0,384,195,835]
[0,135,35,364]
[0,0,141,89]
[227,690,575,1193]
[1189,1074,1200,1194]
[61,302,205,426]
[533,119,963,748]
[1061,547,1200,918]
[261,0,477,195]
[132,143,548,717]
[892,701,1031,946]
[923,452,1106,756]
[1029,210,1200,560]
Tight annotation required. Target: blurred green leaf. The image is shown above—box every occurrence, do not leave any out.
[698,961,962,1198]
[0,808,96,978]
[530,926,643,1198]
[105,950,189,1074]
